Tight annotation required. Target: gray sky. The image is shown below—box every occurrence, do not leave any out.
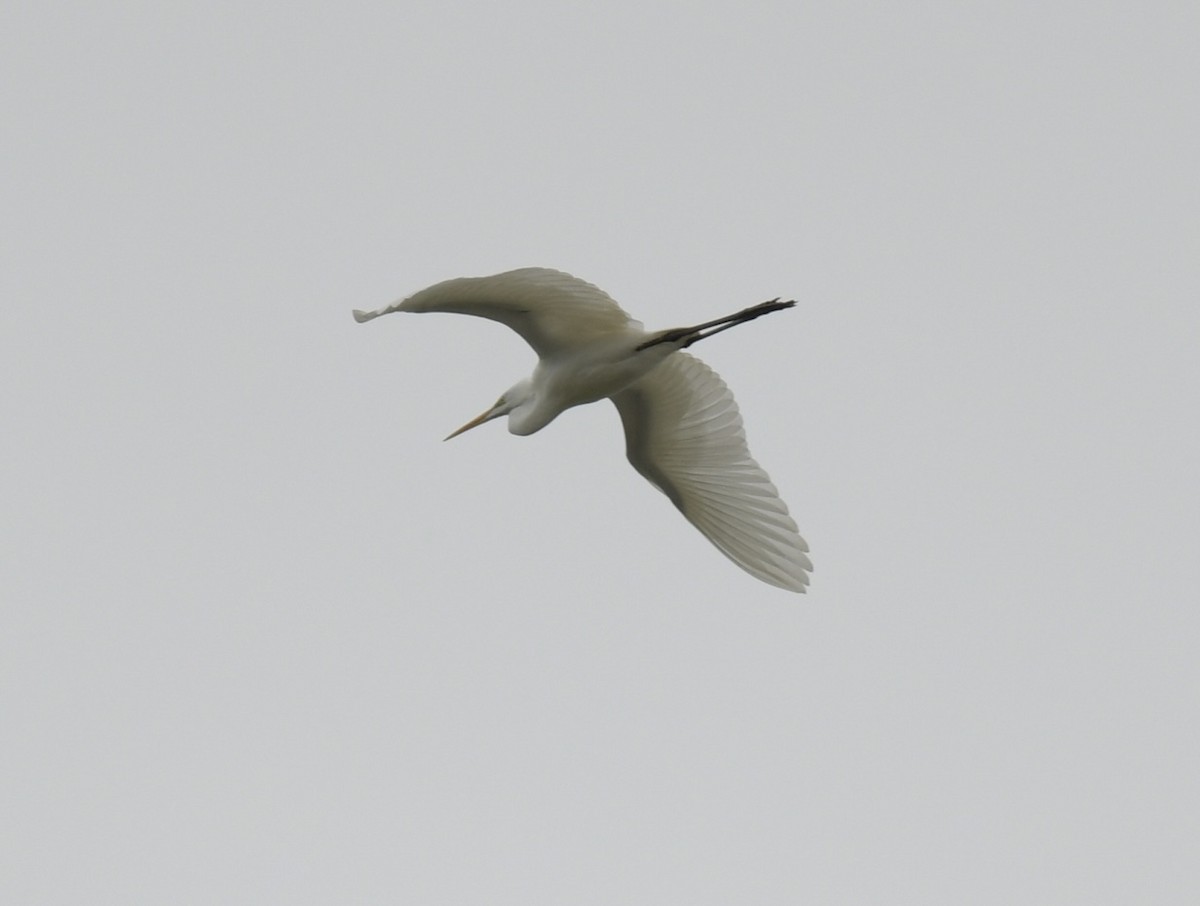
[4,2,1198,902]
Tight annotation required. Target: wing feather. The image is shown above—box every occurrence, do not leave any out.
[611,353,812,592]
[352,267,639,358]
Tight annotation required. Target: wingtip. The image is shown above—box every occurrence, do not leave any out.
[780,573,811,594]
[352,309,374,323]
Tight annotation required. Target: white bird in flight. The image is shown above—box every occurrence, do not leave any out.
[353,268,812,592]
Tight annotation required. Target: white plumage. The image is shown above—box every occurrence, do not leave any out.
[353,267,812,592]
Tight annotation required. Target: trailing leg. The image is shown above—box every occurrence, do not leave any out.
[636,298,797,351]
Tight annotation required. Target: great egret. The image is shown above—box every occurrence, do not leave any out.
[353,268,812,592]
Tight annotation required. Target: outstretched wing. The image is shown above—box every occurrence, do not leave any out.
[353,267,640,358]
[611,352,811,592]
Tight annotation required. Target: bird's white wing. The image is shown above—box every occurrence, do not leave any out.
[612,353,812,592]
[352,267,640,358]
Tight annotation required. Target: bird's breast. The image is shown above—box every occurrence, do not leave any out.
[541,342,677,410]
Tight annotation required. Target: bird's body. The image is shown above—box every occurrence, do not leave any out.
[509,335,678,434]
[353,267,812,592]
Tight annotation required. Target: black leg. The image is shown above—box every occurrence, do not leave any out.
[636,299,797,351]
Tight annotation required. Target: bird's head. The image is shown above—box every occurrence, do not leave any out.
[444,379,535,440]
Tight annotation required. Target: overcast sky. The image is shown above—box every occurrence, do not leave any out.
[3,2,1198,902]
